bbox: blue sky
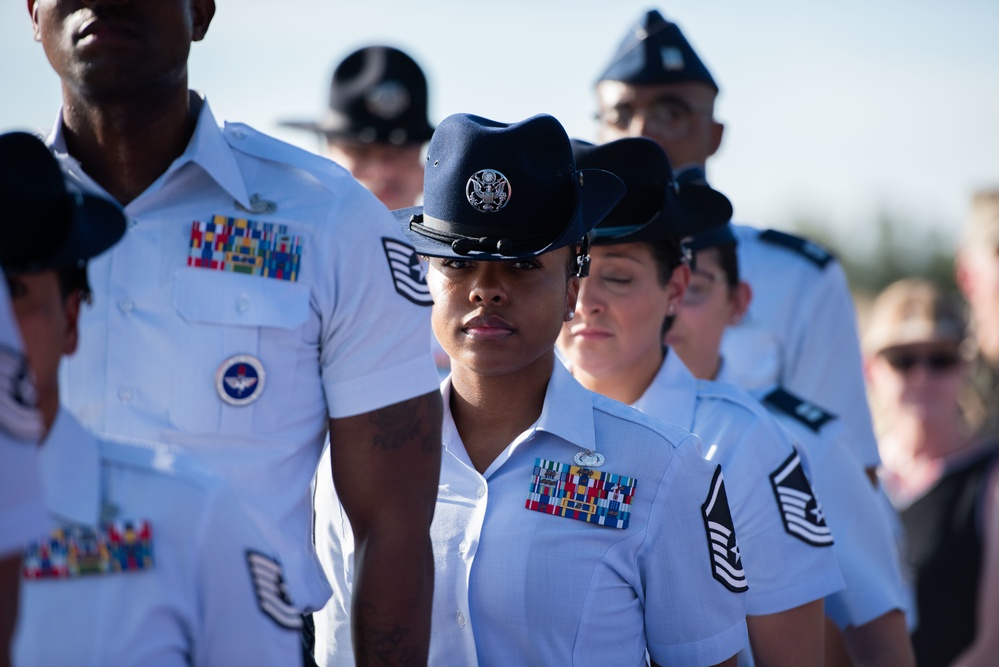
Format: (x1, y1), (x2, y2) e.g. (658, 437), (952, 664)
(2, 1), (997, 258)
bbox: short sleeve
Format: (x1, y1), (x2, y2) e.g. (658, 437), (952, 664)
(314, 189), (438, 419)
(642, 439), (749, 666)
(192, 482), (302, 666)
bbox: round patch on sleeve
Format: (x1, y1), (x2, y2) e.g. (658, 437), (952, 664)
(215, 354), (266, 406)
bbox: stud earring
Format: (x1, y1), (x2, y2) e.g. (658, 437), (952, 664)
(667, 303), (675, 315)
(566, 311), (575, 321)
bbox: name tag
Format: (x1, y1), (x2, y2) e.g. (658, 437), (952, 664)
(23, 520), (154, 580)
(525, 458), (637, 529)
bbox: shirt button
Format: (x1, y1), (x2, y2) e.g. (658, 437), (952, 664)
(456, 610), (466, 628)
(118, 298), (134, 313)
(236, 295), (251, 313)
(476, 486), (485, 499)
(128, 218), (138, 228)
(118, 386), (134, 402)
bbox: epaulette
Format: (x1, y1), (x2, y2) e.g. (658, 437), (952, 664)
(97, 438), (220, 489)
(758, 229), (835, 269)
(221, 122), (350, 190)
(762, 387), (836, 433)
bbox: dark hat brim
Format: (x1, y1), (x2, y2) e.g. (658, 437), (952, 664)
(278, 117), (435, 145)
(395, 167), (625, 260)
(10, 192), (127, 273)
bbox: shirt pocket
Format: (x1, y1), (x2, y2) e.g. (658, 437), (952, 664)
(170, 267), (312, 434)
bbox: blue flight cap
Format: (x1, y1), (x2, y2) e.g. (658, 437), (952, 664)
(598, 9), (718, 91)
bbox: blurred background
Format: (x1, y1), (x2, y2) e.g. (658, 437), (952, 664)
(2, 0), (996, 296)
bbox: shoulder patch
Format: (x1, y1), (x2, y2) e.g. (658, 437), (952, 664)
(702, 466), (748, 592)
(762, 388), (836, 433)
(246, 550), (302, 630)
(769, 452), (833, 547)
(0, 343), (42, 442)
(382, 238), (432, 306)
(758, 229), (834, 268)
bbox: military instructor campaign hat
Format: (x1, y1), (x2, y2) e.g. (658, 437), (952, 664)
(281, 46), (435, 146)
(0, 132), (126, 273)
(598, 9), (718, 91)
(396, 113), (625, 263)
(571, 137), (731, 244)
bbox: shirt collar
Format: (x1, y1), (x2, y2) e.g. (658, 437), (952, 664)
(38, 408), (101, 527)
(47, 91), (252, 210)
(632, 349), (698, 431)
(439, 362), (599, 475)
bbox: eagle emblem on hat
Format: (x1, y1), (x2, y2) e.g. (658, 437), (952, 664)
(466, 169), (511, 213)
(364, 81), (411, 120)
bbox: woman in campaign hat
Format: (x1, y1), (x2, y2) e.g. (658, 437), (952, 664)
(314, 113), (750, 667)
(558, 137), (848, 667)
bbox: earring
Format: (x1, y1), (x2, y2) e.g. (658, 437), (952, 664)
(566, 311), (575, 321)
(667, 303), (675, 315)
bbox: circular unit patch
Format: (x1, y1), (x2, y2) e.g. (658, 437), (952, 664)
(215, 354), (266, 407)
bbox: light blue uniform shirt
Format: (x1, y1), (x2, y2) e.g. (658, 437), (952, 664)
(316, 362), (749, 666)
(632, 351), (845, 617)
(14, 409), (300, 666)
(48, 95), (439, 610)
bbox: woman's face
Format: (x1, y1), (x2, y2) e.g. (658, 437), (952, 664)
(558, 243), (681, 380)
(665, 247), (749, 379)
(427, 247), (577, 379)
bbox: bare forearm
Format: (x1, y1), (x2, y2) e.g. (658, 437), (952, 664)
(351, 528), (434, 666)
(747, 600), (825, 667)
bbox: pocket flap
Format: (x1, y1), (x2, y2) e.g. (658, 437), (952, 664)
(173, 267), (310, 329)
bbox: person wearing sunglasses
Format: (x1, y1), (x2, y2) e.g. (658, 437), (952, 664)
(863, 278), (999, 667)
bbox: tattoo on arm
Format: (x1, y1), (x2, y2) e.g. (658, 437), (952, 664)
(355, 603), (422, 667)
(368, 393), (440, 452)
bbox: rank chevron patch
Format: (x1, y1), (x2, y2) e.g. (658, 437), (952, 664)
(702, 465), (748, 592)
(246, 550), (302, 630)
(769, 452), (834, 547)
(382, 238), (432, 306)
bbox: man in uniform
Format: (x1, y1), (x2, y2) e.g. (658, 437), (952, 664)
(956, 187), (999, 439)
(4, 130), (301, 666)
(282, 45), (434, 210)
(594, 9), (883, 484)
(25, 1), (442, 665)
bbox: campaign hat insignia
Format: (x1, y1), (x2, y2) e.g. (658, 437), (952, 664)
(280, 46), (434, 146)
(466, 169), (511, 213)
(598, 9), (719, 91)
(769, 452), (834, 547)
(395, 113), (624, 263)
(216, 354), (266, 406)
(0, 132), (126, 273)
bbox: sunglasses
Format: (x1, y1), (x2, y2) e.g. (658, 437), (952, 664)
(881, 349), (961, 374)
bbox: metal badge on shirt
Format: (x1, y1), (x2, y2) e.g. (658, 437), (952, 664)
(702, 466), (748, 592)
(381, 238), (432, 306)
(0, 343), (42, 442)
(769, 452), (834, 547)
(525, 458), (636, 530)
(188, 216), (301, 282)
(22, 520), (153, 579)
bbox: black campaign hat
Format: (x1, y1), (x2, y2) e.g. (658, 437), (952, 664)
(598, 9), (718, 91)
(571, 138), (732, 244)
(281, 46), (435, 145)
(396, 114), (625, 261)
(0, 132), (126, 273)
